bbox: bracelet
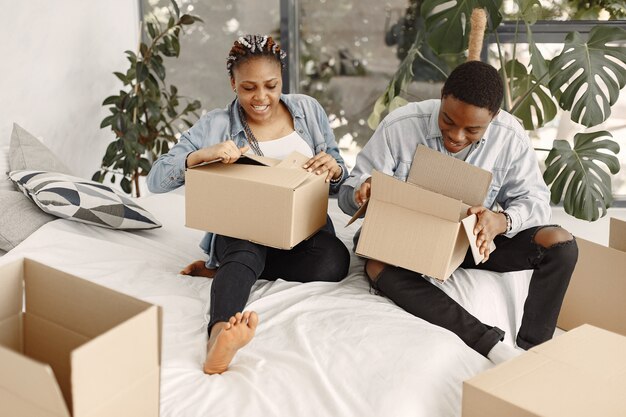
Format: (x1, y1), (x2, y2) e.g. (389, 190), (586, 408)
(330, 165), (344, 184)
(502, 211), (512, 234)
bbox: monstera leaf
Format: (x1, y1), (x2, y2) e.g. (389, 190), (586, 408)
(504, 59), (557, 129)
(543, 131), (621, 221)
(549, 26), (626, 127)
(421, 0), (503, 55)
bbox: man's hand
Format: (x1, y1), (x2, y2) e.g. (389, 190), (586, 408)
(355, 177), (372, 206)
(467, 206), (507, 262)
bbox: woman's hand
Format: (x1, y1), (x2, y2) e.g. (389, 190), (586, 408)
(302, 151), (342, 183)
(467, 206), (507, 262)
(186, 140), (250, 167)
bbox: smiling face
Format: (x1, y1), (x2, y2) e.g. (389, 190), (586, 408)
(230, 56), (283, 125)
(438, 95), (496, 153)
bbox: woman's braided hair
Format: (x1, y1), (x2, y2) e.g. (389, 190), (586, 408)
(226, 34), (287, 77)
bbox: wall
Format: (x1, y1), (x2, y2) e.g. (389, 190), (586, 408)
(0, 1), (140, 180)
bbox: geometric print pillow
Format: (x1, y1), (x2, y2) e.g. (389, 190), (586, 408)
(8, 170), (161, 230)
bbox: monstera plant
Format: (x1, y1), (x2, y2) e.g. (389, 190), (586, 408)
(370, 0), (624, 221)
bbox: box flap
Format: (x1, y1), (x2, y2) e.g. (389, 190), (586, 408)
(347, 200), (368, 226)
(0, 258), (24, 322)
(460, 214), (496, 265)
(407, 145), (492, 207)
(24, 259), (152, 340)
(188, 153), (280, 169)
(275, 151), (311, 169)
(557, 238), (626, 335)
(532, 324), (626, 379)
(0, 345), (70, 417)
(70, 306), (160, 416)
(369, 170), (462, 222)
(609, 218), (626, 253)
(191, 163), (312, 189)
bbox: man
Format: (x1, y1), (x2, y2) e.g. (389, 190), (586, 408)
(339, 61), (578, 364)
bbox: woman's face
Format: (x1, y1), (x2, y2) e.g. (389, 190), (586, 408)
(231, 57), (283, 125)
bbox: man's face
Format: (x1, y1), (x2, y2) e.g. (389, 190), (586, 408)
(438, 95), (495, 153)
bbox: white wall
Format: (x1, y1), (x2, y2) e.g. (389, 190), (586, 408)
(0, 1), (140, 179)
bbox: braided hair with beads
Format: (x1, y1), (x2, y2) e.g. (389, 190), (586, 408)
(227, 35), (287, 156)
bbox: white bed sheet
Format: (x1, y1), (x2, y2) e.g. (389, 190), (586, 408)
(2, 189), (531, 417)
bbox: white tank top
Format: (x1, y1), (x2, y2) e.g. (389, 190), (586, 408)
(248, 131), (314, 160)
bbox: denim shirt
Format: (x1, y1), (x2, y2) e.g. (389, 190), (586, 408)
(338, 99), (551, 237)
(147, 93), (347, 267)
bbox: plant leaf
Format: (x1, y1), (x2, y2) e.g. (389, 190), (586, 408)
(517, 0), (542, 25)
(121, 177), (132, 194)
(170, 0), (180, 18)
(421, 0), (503, 55)
(543, 131), (621, 221)
(548, 26), (626, 127)
(504, 59), (557, 129)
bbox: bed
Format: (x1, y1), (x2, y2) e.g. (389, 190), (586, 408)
(1, 188), (532, 417)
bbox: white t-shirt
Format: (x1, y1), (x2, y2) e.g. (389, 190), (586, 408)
(249, 131), (314, 160)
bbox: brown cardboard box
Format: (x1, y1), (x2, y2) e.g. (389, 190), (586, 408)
(462, 324), (626, 417)
(0, 258), (161, 417)
(185, 151), (329, 249)
(557, 217), (626, 336)
(348, 145), (494, 281)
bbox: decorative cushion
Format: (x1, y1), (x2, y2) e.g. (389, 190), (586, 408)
(9, 123), (72, 174)
(9, 170), (162, 230)
(0, 144), (12, 191)
(0, 190), (56, 252)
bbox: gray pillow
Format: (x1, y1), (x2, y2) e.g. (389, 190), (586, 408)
(0, 124), (73, 252)
(9, 123), (72, 174)
(10, 170), (161, 230)
(0, 190), (56, 251)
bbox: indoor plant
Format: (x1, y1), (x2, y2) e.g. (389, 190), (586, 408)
(370, 0), (625, 221)
(93, 0), (202, 196)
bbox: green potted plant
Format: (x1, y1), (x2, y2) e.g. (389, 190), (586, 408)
(370, 0), (624, 221)
(93, 0), (202, 196)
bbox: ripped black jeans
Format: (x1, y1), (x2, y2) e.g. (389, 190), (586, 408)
(372, 226), (578, 356)
(208, 223), (351, 333)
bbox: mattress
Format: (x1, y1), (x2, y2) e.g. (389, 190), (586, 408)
(2, 189), (532, 417)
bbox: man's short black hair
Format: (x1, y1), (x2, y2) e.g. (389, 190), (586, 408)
(442, 61), (503, 115)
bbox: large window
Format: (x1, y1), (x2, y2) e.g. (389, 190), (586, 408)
(289, 0), (626, 200)
(141, 0), (280, 117)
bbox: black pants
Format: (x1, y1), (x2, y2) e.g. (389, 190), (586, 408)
(372, 226), (578, 356)
(208, 225), (350, 333)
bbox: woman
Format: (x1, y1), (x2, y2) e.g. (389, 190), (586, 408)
(147, 34), (350, 374)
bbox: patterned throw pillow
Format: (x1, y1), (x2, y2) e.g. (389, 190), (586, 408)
(9, 170), (161, 230)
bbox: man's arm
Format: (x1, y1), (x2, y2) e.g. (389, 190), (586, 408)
(338, 122), (397, 216)
(498, 140), (552, 235)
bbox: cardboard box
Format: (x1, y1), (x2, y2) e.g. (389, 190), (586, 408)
(462, 324), (626, 417)
(185, 151), (329, 249)
(348, 145), (494, 281)
(0, 258), (161, 417)
(557, 217), (626, 336)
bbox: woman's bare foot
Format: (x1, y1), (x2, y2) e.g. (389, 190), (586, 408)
(203, 311), (259, 374)
(180, 260), (217, 278)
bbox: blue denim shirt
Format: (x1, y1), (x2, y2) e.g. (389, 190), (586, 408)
(147, 93), (347, 267)
(338, 99), (551, 237)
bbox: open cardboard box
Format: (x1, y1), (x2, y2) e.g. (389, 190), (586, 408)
(557, 217), (626, 336)
(0, 258), (161, 417)
(348, 145), (494, 281)
(462, 324), (626, 417)
(185, 151), (329, 249)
